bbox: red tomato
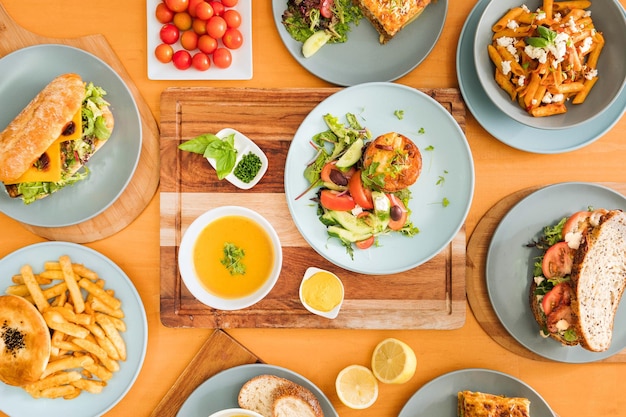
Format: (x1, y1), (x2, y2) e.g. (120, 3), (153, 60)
(187, 0), (204, 17)
(387, 194), (408, 231)
(222, 9), (242, 28)
(355, 235), (375, 250)
(156, 3), (174, 23)
(172, 49), (192, 69)
(154, 43), (174, 63)
(213, 47), (232, 68)
(541, 282), (571, 316)
(197, 34), (218, 54)
(320, 0), (334, 18)
(210, 1), (225, 15)
(320, 190), (356, 211)
(221, 0), (238, 6)
(562, 211), (591, 237)
(159, 23), (180, 44)
(542, 241), (574, 279)
(206, 16), (227, 39)
(222, 28), (243, 49)
(180, 30), (199, 50)
(192, 17), (207, 35)
(195, 1), (214, 20)
(165, 0), (189, 13)
(192, 52), (211, 70)
(348, 171), (373, 210)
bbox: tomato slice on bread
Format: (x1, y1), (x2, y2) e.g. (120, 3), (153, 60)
(562, 211), (592, 237)
(542, 241), (574, 278)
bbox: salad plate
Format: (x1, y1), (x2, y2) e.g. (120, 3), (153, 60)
(284, 82), (474, 275)
(146, 0), (252, 80)
(398, 368), (555, 416)
(486, 182), (626, 363)
(272, 0), (447, 86)
(0, 242), (148, 417)
(457, 0), (626, 154)
(177, 364), (338, 417)
(0, 44), (142, 227)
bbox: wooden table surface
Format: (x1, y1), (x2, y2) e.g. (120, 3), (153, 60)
(2, 1), (626, 416)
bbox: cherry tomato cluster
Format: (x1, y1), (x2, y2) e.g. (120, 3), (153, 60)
(155, 0), (243, 71)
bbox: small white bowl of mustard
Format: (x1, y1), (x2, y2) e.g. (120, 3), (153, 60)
(299, 267), (344, 319)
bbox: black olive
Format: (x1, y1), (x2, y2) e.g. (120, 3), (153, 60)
(390, 205), (403, 221)
(329, 169), (348, 186)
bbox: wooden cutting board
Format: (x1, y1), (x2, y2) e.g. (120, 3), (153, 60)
(466, 182), (626, 362)
(0, 4), (159, 243)
(159, 86), (467, 329)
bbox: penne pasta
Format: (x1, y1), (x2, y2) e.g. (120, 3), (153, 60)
(492, 7), (524, 32)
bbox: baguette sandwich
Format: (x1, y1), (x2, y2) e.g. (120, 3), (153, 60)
(0, 73), (114, 204)
(353, 0), (432, 44)
(529, 208), (626, 352)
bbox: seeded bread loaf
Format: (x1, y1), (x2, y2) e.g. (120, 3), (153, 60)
(570, 210), (626, 352)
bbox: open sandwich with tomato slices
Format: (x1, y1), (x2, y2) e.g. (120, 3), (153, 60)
(528, 208), (626, 352)
(298, 112), (422, 259)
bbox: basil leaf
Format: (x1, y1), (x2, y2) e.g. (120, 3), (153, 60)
(526, 37), (549, 48)
(215, 148), (237, 179)
(537, 25), (557, 42)
(178, 133), (220, 154)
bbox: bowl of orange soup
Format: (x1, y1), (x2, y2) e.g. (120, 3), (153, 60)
(178, 206), (283, 310)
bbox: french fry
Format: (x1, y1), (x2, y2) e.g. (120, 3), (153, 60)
(72, 338), (120, 373)
(20, 264), (49, 312)
(71, 378), (105, 394)
(96, 313), (127, 361)
(83, 362), (114, 382)
(41, 355), (95, 379)
(23, 370), (82, 394)
(43, 310), (90, 339)
(78, 278), (121, 310)
(59, 255), (85, 314)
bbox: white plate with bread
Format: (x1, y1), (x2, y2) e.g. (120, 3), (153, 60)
(486, 182), (626, 363)
(177, 364), (337, 417)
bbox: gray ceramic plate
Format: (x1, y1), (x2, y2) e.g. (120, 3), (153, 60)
(399, 368), (555, 416)
(272, 0), (447, 86)
(457, 0), (626, 153)
(177, 364), (337, 417)
(474, 0), (626, 130)
(486, 182), (626, 363)
(0, 242), (148, 417)
(0, 44), (142, 227)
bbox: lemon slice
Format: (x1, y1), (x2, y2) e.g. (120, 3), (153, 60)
(302, 30), (332, 58)
(371, 338), (417, 384)
(335, 364), (379, 409)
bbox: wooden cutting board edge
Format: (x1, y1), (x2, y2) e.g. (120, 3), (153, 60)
(0, 4), (160, 243)
(466, 182), (626, 363)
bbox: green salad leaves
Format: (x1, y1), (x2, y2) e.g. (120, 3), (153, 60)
(282, 0), (363, 44)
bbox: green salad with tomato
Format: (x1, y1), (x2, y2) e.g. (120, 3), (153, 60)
(297, 113), (420, 259)
(282, 0), (363, 44)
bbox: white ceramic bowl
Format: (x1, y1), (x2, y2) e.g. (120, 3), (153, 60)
(299, 267), (344, 319)
(178, 206), (282, 310)
(474, 0), (626, 129)
(208, 408), (264, 417)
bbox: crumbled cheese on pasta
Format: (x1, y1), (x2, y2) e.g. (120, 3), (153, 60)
(501, 60), (512, 75)
(579, 36), (593, 54)
(585, 68), (598, 80)
(521, 4), (530, 13)
(517, 75), (526, 87)
(542, 92), (564, 104)
(536, 10), (546, 20)
(567, 16), (579, 33)
(507, 19), (519, 30)
(496, 36), (519, 60)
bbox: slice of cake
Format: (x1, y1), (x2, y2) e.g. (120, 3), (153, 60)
(354, 0), (432, 44)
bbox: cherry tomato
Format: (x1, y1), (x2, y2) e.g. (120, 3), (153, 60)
(160, 23), (180, 44)
(173, 11), (192, 30)
(154, 43), (174, 63)
(192, 17), (208, 35)
(320, 190), (356, 211)
(165, 0), (189, 13)
(213, 47), (232, 68)
(222, 28), (243, 49)
(222, 9), (242, 28)
(156, 3), (175, 23)
(387, 194), (408, 231)
(172, 49), (192, 69)
(192, 52), (211, 71)
(180, 30), (199, 50)
(187, 0), (204, 17)
(195, 1), (214, 20)
(320, 0), (334, 18)
(348, 170), (373, 210)
(221, 0), (238, 6)
(210, 1), (225, 16)
(542, 241), (574, 279)
(355, 235), (375, 250)
(541, 282), (571, 316)
(206, 16), (227, 39)
(562, 211), (591, 238)
(197, 34), (218, 54)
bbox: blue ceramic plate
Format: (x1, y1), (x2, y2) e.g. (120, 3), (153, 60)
(272, 0), (447, 86)
(486, 182), (626, 363)
(0, 242), (148, 417)
(0, 44), (142, 227)
(177, 364), (337, 417)
(457, 0), (626, 153)
(399, 368), (555, 416)
(284, 82), (474, 275)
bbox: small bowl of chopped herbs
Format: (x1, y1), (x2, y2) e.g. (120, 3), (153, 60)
(178, 128), (268, 190)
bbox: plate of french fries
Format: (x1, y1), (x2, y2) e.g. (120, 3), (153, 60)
(0, 241), (147, 417)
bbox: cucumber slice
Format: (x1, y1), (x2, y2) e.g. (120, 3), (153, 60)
(336, 138), (364, 169)
(302, 30), (332, 58)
